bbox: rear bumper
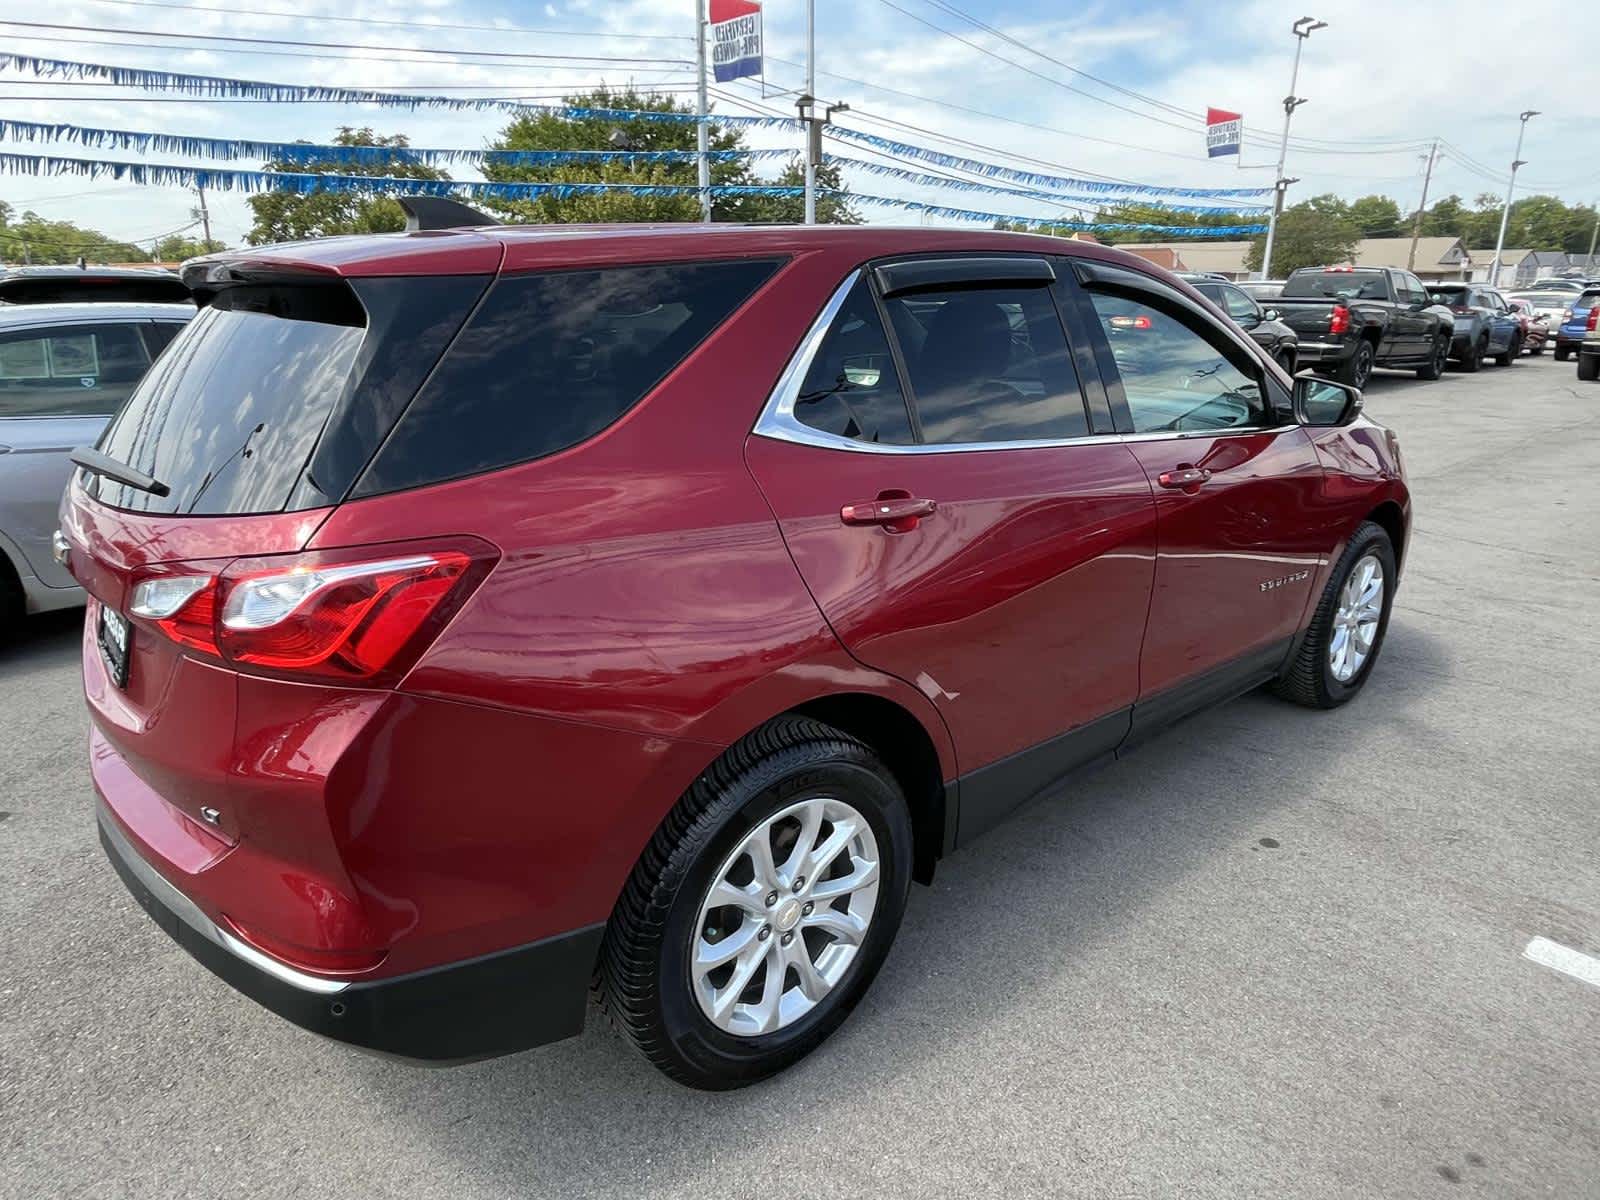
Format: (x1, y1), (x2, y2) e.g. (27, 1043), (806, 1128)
(1290, 339), (1352, 365)
(99, 800), (603, 1062)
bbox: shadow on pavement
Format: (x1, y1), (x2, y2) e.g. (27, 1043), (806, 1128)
(0, 608), (85, 679)
(342, 622), (1449, 1195)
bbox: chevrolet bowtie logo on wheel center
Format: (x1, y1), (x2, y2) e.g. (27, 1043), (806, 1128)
(775, 899), (804, 932)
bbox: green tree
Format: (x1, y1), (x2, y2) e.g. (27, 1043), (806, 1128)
(1347, 194), (1403, 237)
(0, 201), (149, 264)
(1245, 194), (1360, 275)
(245, 128), (451, 245)
(482, 88), (858, 225)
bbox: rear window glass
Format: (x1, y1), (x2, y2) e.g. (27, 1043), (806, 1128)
(91, 285), (366, 514)
(1427, 286), (1468, 306)
(356, 258), (780, 496)
(0, 322), (158, 417)
(1283, 270), (1388, 300)
(0, 275), (192, 306)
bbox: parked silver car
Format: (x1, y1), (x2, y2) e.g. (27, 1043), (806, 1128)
(1, 302), (192, 628)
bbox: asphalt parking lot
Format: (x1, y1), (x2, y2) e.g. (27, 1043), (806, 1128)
(3, 353), (1597, 1199)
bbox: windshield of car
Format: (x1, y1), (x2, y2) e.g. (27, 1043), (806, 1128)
(1282, 269), (1388, 300)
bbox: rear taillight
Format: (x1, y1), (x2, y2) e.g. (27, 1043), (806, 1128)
(1588, 307), (1599, 332)
(1328, 304), (1350, 335)
(128, 538), (497, 686)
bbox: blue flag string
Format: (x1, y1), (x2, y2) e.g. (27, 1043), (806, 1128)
(0, 151), (1269, 236)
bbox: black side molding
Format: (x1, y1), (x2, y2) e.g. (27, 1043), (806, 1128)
(397, 195), (500, 232)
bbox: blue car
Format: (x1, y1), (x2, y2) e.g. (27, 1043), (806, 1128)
(1424, 283), (1523, 371)
(1553, 288), (1600, 361)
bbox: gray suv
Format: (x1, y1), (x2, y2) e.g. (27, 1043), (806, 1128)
(1, 302), (192, 629)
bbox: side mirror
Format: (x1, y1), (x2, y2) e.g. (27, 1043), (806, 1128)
(1293, 373), (1363, 427)
(1263, 308), (1281, 322)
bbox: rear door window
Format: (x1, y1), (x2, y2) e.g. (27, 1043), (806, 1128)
(357, 258), (781, 496)
(1218, 285), (1259, 322)
(882, 284), (1088, 444)
(0, 323), (153, 418)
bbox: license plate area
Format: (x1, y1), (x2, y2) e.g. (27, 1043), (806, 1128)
(97, 602), (131, 688)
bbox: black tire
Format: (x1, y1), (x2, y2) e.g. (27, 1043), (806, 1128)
(1416, 334), (1449, 380)
(1579, 354), (1600, 382)
(1528, 339), (1544, 356)
(1459, 335), (1485, 373)
(1272, 521), (1397, 710)
(1495, 334), (1520, 366)
(1336, 338), (1375, 389)
(0, 552), (24, 645)
(600, 715), (913, 1090)
(1554, 346), (1570, 362)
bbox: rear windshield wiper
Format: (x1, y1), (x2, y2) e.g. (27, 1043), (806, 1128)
(69, 447), (171, 498)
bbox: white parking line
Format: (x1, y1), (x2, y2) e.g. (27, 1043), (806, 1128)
(1524, 937), (1600, 989)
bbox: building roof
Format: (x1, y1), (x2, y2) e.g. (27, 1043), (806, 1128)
(1472, 248), (1532, 267)
(1524, 250), (1571, 268)
(1346, 236), (1466, 270)
(1118, 239), (1253, 275)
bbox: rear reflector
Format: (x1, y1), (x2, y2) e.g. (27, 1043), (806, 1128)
(126, 537), (497, 686)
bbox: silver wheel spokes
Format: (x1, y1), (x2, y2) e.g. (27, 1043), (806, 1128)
(692, 797), (880, 1037)
(1330, 552), (1384, 683)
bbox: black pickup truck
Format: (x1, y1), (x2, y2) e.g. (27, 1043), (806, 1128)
(1273, 266), (1454, 387)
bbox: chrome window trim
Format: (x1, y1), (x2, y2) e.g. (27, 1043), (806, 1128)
(753, 268), (1298, 457)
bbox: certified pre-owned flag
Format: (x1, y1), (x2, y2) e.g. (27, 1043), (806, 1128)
(709, 0), (763, 83)
(1206, 108), (1243, 157)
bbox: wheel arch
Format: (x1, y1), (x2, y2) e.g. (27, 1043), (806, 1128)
(1364, 499), (1408, 571)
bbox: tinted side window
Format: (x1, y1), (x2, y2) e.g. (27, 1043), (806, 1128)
(1219, 285), (1258, 321)
(793, 277), (913, 445)
(141, 322), (185, 358)
(0, 323), (151, 418)
(884, 285), (1088, 444)
(1084, 290), (1269, 434)
(360, 259), (780, 495)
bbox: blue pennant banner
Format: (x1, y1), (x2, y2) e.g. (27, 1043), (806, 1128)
(0, 151), (1269, 236)
(827, 126), (1272, 199)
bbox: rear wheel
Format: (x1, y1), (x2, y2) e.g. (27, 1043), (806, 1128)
(1495, 333), (1521, 366)
(1579, 354), (1600, 382)
(1273, 521), (1396, 710)
(1416, 334), (1449, 380)
(1336, 339), (1375, 389)
(1528, 338), (1544, 356)
(0, 552), (23, 645)
(1459, 335), (1485, 373)
(600, 716), (913, 1090)
(1554, 346), (1570, 362)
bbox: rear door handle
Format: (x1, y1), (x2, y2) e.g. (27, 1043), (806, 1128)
(1157, 466), (1211, 490)
(840, 497), (937, 527)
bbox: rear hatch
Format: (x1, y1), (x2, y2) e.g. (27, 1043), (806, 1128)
(1276, 268), (1389, 338)
(64, 240), (499, 837)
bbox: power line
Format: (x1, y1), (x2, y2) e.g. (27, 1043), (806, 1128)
(0, 20), (693, 66)
(77, 0), (693, 42)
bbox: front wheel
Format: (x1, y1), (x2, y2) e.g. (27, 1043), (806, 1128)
(600, 716), (913, 1089)
(1416, 334), (1449, 380)
(1528, 339), (1544, 356)
(1273, 521), (1396, 710)
(1336, 339), (1375, 389)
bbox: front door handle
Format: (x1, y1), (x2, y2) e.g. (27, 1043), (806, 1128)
(840, 496), (937, 529)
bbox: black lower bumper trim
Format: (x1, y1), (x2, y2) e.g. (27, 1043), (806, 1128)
(100, 817), (604, 1063)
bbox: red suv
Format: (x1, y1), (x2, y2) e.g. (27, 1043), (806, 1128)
(63, 221), (1409, 1089)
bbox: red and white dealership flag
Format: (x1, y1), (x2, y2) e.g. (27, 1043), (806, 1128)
(710, 0), (763, 83)
(1206, 108), (1242, 157)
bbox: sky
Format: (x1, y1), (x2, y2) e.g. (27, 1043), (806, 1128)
(0, 0), (1595, 253)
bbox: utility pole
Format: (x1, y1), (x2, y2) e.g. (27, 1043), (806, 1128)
(1259, 15), (1325, 281)
(796, 95), (847, 226)
(1489, 110), (1538, 287)
(695, 0), (711, 222)
(1408, 140), (1439, 271)
(1585, 203), (1599, 272)
(194, 185), (213, 253)
(803, 0), (816, 224)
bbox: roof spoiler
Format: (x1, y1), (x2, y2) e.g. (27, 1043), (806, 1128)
(397, 196), (500, 232)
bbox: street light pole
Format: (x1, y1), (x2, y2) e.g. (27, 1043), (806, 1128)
(1585, 203), (1599, 273)
(1489, 110), (1538, 288)
(803, 0), (816, 224)
(695, 0), (711, 222)
(1259, 15), (1325, 281)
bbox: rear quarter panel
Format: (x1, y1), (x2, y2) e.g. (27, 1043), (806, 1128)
(0, 415), (106, 587)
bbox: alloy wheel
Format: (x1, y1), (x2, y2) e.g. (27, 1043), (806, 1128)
(691, 796), (881, 1036)
(1329, 552), (1384, 683)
